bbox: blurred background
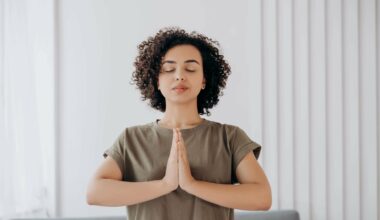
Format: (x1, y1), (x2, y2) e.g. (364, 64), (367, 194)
(0, 0), (379, 220)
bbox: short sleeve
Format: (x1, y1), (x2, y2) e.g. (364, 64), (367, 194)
(231, 126), (261, 184)
(103, 129), (126, 178)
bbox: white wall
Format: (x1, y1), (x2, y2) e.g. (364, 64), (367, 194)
(7, 0), (375, 219)
(3, 0), (379, 219)
(260, 0), (379, 220)
(0, 0), (57, 217)
(57, 0), (261, 217)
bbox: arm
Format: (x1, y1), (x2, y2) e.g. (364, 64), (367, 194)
(183, 152), (272, 211)
(86, 156), (173, 206)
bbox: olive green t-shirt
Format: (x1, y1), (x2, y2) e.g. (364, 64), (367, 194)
(103, 118), (261, 220)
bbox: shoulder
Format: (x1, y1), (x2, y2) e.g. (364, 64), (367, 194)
(112, 122), (154, 141)
(206, 119), (244, 135)
(207, 119), (260, 147)
(205, 120), (252, 147)
(121, 122), (155, 136)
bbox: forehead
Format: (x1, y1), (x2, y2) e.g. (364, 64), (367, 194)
(162, 44), (202, 64)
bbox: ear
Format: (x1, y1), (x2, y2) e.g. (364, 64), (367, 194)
(201, 78), (206, 90)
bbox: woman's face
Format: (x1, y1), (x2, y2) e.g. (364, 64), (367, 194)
(158, 44), (206, 105)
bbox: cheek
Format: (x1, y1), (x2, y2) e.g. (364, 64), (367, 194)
(157, 78), (172, 94)
(157, 76), (164, 88)
(157, 78), (165, 88)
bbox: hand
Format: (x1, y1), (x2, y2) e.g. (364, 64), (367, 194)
(162, 128), (179, 191)
(176, 128), (196, 192)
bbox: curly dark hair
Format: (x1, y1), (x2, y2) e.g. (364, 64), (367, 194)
(131, 27), (231, 116)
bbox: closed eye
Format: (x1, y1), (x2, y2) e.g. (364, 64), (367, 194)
(163, 69), (196, 73)
(163, 69), (175, 73)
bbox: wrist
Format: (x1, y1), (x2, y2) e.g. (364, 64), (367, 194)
(161, 179), (177, 193)
(182, 178), (197, 194)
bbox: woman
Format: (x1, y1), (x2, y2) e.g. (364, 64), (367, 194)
(86, 27), (272, 220)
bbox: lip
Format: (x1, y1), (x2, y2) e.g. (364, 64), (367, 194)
(172, 85), (188, 90)
(173, 88), (188, 91)
(172, 86), (188, 93)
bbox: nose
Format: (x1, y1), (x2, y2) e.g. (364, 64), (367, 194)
(174, 69), (185, 81)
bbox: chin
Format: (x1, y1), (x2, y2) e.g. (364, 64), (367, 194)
(167, 97), (197, 105)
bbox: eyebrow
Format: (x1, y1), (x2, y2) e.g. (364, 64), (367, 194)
(162, 59), (200, 65)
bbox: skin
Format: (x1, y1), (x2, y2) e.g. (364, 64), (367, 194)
(157, 44), (206, 129)
(86, 44), (272, 210)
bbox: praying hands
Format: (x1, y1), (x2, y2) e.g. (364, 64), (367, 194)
(162, 128), (195, 192)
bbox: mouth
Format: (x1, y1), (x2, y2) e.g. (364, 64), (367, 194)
(172, 85), (188, 89)
(172, 87), (188, 93)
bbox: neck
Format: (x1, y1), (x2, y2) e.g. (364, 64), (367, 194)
(159, 101), (203, 129)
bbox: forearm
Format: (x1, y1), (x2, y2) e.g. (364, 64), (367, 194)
(87, 178), (172, 206)
(185, 181), (272, 211)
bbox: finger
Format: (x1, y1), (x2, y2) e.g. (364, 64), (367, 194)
(176, 128), (181, 143)
(171, 129), (176, 147)
(176, 129), (182, 144)
(176, 138), (183, 160)
(173, 128), (179, 145)
(178, 145), (184, 165)
(176, 136), (182, 155)
(177, 140), (188, 164)
(169, 129), (178, 159)
(179, 151), (188, 174)
(169, 147), (177, 162)
(177, 139), (181, 163)
(178, 132), (185, 146)
(175, 129), (187, 161)
(178, 129), (184, 143)
(175, 128), (180, 142)
(177, 131), (185, 151)
(171, 128), (176, 144)
(180, 147), (187, 164)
